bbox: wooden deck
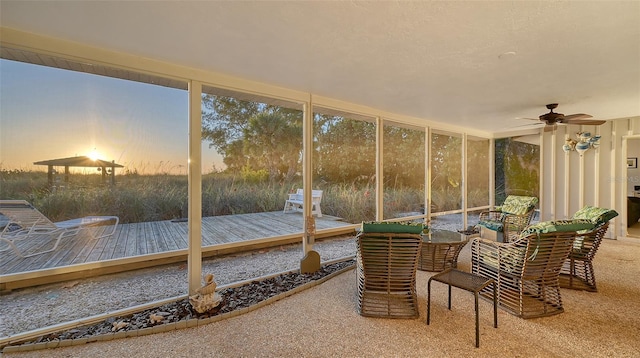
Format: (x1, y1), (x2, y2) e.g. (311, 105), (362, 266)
(0, 212), (356, 291)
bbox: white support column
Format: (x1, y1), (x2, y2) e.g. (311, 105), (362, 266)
(300, 98), (320, 273)
(578, 127), (585, 209)
(376, 117), (383, 221)
(489, 138), (495, 208)
(622, 135), (629, 233)
(538, 130), (546, 220)
(612, 122), (620, 238)
(563, 130), (571, 218)
(540, 132), (556, 220)
(187, 80), (203, 295)
(594, 127), (601, 207)
(462, 133), (468, 228)
(426, 128), (432, 221)
(302, 100), (314, 254)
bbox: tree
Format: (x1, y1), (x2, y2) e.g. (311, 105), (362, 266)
(201, 95), (302, 180)
(313, 115), (376, 183)
(243, 113), (302, 182)
(382, 126), (425, 188)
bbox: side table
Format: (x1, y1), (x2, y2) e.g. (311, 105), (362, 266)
(419, 230), (475, 272)
(427, 268), (497, 348)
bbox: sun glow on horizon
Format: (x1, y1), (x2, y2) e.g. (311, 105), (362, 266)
(88, 149), (102, 161)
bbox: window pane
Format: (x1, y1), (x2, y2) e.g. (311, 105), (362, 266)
(495, 137), (540, 204)
(467, 136), (490, 209)
(431, 132), (462, 213)
(0, 56), (188, 334)
(383, 123), (425, 220)
(313, 109), (376, 224)
(200, 89), (303, 222)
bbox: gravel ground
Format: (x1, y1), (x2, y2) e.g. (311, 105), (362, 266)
(0, 236), (357, 338)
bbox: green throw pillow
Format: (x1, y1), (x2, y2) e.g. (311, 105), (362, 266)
(572, 206), (619, 225)
(500, 195), (539, 215)
(520, 219), (595, 237)
(361, 221), (425, 234)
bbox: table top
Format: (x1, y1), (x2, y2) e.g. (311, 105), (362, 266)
(421, 229), (469, 244)
(430, 268), (494, 292)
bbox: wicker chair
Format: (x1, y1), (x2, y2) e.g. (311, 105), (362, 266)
(471, 220), (593, 319)
(559, 223), (608, 292)
(477, 195), (538, 243)
(559, 206), (618, 292)
(356, 230), (423, 318)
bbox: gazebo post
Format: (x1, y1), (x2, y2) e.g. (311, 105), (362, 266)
(47, 165), (53, 187)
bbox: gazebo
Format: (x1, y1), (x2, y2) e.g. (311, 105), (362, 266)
(34, 156), (124, 187)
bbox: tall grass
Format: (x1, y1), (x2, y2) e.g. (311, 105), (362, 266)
(1, 170), (460, 224)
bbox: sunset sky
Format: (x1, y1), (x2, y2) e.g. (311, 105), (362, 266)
(0, 59), (224, 174)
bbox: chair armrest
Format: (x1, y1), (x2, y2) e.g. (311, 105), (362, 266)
(478, 210), (503, 222)
(502, 214), (532, 243)
(471, 237), (524, 274)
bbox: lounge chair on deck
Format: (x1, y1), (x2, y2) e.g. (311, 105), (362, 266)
(0, 200), (119, 258)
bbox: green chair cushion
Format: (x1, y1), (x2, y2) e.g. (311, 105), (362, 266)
(501, 195), (539, 215)
(479, 247), (525, 273)
(477, 220), (504, 232)
(361, 221), (424, 234)
(520, 219), (595, 237)
(572, 206), (619, 225)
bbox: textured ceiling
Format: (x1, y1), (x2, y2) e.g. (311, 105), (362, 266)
(1, 1), (639, 134)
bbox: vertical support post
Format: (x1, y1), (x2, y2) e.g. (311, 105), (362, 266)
(564, 130), (571, 218)
(539, 130), (546, 220)
(302, 100), (314, 255)
(110, 162), (116, 186)
(462, 133), (468, 229)
(489, 138), (495, 208)
(187, 80), (203, 294)
(47, 165), (53, 187)
(300, 98), (320, 273)
(425, 128), (432, 222)
(376, 117), (383, 221)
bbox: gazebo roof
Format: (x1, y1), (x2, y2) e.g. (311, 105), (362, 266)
(34, 156), (124, 168)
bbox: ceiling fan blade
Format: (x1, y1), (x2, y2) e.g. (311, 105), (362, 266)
(561, 119), (606, 125)
(512, 122), (544, 129)
(562, 113), (593, 120)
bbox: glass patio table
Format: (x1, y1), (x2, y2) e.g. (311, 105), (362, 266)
(418, 229), (474, 272)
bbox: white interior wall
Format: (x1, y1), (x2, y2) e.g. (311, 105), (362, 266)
(542, 118), (640, 239)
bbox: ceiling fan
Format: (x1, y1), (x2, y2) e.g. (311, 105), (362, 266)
(524, 103), (606, 132)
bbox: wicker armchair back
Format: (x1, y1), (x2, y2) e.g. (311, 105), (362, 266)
(471, 229), (577, 319)
(356, 232), (422, 318)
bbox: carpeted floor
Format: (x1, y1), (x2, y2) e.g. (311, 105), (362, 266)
(626, 222), (640, 237)
(4, 238), (640, 358)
